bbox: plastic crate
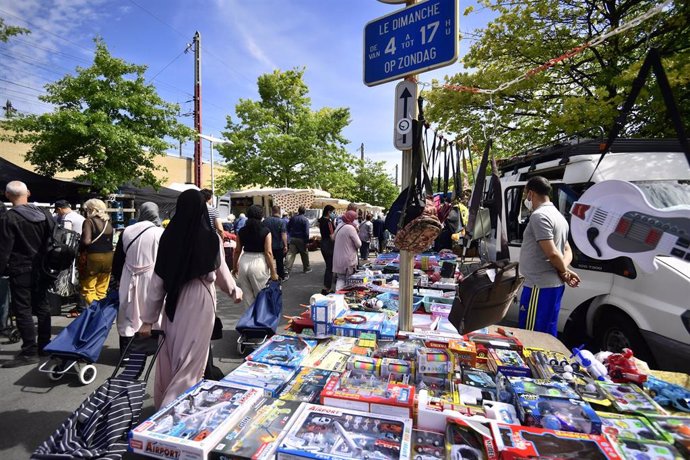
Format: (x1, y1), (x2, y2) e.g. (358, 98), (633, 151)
(421, 295), (454, 313)
(376, 292), (424, 312)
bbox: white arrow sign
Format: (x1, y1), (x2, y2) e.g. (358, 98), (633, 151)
(394, 80), (417, 150)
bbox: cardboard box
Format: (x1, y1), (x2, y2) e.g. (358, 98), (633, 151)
(615, 439), (684, 459)
(310, 294), (347, 323)
(646, 415), (690, 455)
(279, 367), (340, 404)
(222, 361), (296, 397)
(415, 389), (483, 432)
(246, 335), (317, 369)
(209, 399), (303, 460)
(129, 380), (262, 460)
(411, 429), (445, 459)
(448, 339), (477, 368)
(465, 333), (524, 364)
(320, 371), (415, 419)
(446, 416), (499, 460)
(516, 395), (603, 434)
(276, 403), (413, 460)
(300, 337), (356, 373)
(491, 423), (624, 460)
(507, 376), (581, 401)
(416, 347), (453, 375)
(332, 311), (384, 338)
(486, 348), (531, 378)
(596, 382), (669, 415)
(597, 411), (666, 443)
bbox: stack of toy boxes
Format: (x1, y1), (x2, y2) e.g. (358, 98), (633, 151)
(320, 355), (415, 418)
(276, 403), (413, 460)
(221, 361), (296, 397)
(310, 294), (346, 336)
(332, 310), (384, 338)
(129, 380), (262, 460)
(246, 335), (317, 369)
(209, 398), (303, 460)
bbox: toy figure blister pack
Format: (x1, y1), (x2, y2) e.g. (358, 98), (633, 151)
(209, 399), (303, 460)
(247, 335), (317, 369)
(616, 439), (684, 460)
(412, 429), (446, 460)
(279, 368), (340, 404)
(129, 380), (262, 460)
(222, 361), (297, 397)
(646, 415), (690, 455)
(276, 403), (413, 460)
(491, 423), (624, 460)
(597, 411), (666, 443)
(516, 394), (603, 434)
(597, 382), (669, 415)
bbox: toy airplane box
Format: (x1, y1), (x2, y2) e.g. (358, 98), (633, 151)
(209, 398), (303, 460)
(246, 335), (317, 369)
(320, 370), (416, 418)
(300, 337), (356, 373)
(129, 380), (262, 460)
(279, 367), (340, 404)
(331, 310), (384, 338)
(486, 348), (531, 378)
(516, 394), (602, 434)
(276, 403), (413, 460)
(646, 415), (690, 456)
(222, 361), (297, 397)
(491, 423), (624, 460)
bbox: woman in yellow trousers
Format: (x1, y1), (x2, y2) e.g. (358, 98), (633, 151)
(74, 199), (114, 316)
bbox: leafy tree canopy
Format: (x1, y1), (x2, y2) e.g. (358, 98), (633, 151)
(426, 0), (689, 156)
(1, 39), (193, 193)
(350, 158), (400, 210)
(0, 17), (29, 42)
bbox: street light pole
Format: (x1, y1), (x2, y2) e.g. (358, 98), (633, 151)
(198, 133), (231, 202)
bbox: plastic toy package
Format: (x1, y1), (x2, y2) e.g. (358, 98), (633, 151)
(276, 403), (413, 460)
(332, 310), (385, 338)
(246, 335), (317, 369)
(597, 411), (666, 443)
(280, 367), (340, 404)
(300, 337), (356, 373)
(445, 416), (498, 460)
(516, 394), (603, 434)
(416, 348), (453, 375)
(491, 423), (624, 460)
(412, 429), (446, 460)
(448, 339), (477, 368)
(209, 398), (303, 460)
(597, 382), (669, 415)
(222, 361), (297, 397)
(507, 376), (581, 401)
(646, 415), (690, 455)
(464, 332), (524, 363)
(644, 375), (690, 413)
(129, 380), (263, 460)
(486, 348), (531, 378)
(461, 366), (496, 393)
(615, 439), (685, 460)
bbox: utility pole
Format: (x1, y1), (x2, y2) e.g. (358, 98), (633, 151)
(360, 142), (364, 162)
(193, 31), (202, 188)
(395, 164), (399, 187)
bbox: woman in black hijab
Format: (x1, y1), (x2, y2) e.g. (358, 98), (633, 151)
(139, 189), (242, 409)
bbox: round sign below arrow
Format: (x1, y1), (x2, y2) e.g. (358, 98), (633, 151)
(396, 118), (411, 135)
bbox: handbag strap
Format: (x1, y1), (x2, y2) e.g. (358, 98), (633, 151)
(464, 138), (493, 244)
(125, 225), (154, 254)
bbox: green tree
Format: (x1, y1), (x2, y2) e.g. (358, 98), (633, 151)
(1, 39), (192, 193)
(426, 0), (689, 156)
(0, 17), (29, 42)
(218, 68), (354, 192)
(350, 158), (399, 209)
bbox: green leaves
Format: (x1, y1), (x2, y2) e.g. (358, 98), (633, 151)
(1, 39), (193, 193)
(0, 17), (29, 43)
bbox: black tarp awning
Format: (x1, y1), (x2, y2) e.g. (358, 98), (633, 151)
(117, 184), (180, 219)
(0, 156), (88, 202)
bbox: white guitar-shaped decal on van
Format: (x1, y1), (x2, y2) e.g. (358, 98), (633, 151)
(570, 180), (690, 273)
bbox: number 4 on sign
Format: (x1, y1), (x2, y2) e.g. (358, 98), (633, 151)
(385, 37), (396, 55)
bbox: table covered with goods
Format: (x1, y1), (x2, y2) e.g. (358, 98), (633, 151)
(124, 252), (690, 460)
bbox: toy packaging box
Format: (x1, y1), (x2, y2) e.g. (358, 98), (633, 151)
(486, 348), (531, 378)
(412, 429), (446, 459)
(446, 416), (499, 460)
(222, 361), (296, 397)
(516, 394), (603, 434)
(129, 380), (262, 460)
(615, 439), (685, 460)
(646, 415), (690, 455)
(464, 332), (524, 363)
(380, 357), (415, 383)
(491, 423), (624, 460)
(415, 389), (483, 432)
(320, 371), (416, 418)
(597, 411), (666, 443)
(246, 335), (317, 369)
(311, 294), (347, 323)
(461, 366), (497, 393)
(279, 367), (340, 404)
(416, 347), (453, 375)
(275, 403), (413, 460)
(507, 376), (581, 401)
(209, 398), (303, 460)
(332, 310), (384, 338)
(448, 339), (477, 368)
(597, 382), (669, 415)
(300, 337), (356, 373)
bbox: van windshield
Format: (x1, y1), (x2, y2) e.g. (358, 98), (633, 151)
(634, 181), (690, 208)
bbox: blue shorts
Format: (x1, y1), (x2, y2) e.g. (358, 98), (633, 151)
(518, 285), (565, 337)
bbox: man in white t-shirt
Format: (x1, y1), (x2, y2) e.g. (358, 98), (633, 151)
(54, 200), (85, 235)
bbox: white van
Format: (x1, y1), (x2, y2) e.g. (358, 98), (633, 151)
(494, 138), (690, 372)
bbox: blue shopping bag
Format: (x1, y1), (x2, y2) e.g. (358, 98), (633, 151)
(235, 280), (282, 334)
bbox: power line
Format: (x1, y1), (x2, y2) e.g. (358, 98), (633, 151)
(0, 78), (46, 93)
(147, 49), (188, 83)
(0, 51), (72, 77)
(127, 0), (189, 41)
(7, 37), (92, 64)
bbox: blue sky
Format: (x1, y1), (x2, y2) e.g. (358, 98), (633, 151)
(0, 0), (493, 180)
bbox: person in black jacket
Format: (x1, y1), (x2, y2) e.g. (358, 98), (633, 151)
(0, 181), (52, 367)
(318, 205), (336, 295)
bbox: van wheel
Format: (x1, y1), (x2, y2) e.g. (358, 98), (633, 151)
(594, 311), (655, 366)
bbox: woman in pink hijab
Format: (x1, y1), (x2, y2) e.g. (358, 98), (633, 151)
(332, 211), (362, 290)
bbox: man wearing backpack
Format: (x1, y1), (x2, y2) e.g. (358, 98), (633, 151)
(0, 181), (53, 367)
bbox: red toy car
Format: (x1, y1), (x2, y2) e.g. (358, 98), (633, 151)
(605, 348), (647, 385)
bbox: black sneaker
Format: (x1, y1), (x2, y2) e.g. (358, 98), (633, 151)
(2, 354), (40, 368)
(304, 268), (313, 274)
(282, 274), (290, 281)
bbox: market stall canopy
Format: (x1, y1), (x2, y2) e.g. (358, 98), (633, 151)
(117, 184), (183, 220)
(0, 155), (88, 202)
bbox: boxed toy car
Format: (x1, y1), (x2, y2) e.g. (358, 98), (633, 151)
(646, 415), (690, 455)
(486, 348), (531, 378)
(412, 429), (445, 460)
(276, 403), (413, 460)
(246, 335), (317, 369)
(300, 337), (356, 373)
(516, 394), (603, 434)
(461, 366), (496, 394)
(597, 411), (666, 443)
(209, 398), (303, 460)
(332, 310), (384, 338)
(129, 380), (262, 460)
(320, 370), (416, 418)
(222, 361), (296, 397)
(279, 367), (340, 404)
(491, 423), (623, 460)
(448, 339), (477, 368)
(597, 382), (669, 415)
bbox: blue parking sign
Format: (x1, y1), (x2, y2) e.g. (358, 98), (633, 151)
(364, 0), (458, 86)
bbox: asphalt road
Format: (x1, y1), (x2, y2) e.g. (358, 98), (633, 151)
(0, 251), (324, 459)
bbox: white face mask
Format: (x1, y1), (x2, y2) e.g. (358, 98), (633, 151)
(524, 196), (533, 212)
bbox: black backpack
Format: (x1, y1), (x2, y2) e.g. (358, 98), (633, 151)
(41, 210), (80, 279)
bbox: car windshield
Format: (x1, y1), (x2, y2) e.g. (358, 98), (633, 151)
(634, 181), (690, 208)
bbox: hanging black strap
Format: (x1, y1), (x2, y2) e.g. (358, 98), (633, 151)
(464, 139), (492, 245)
(399, 98), (432, 230)
(443, 140), (451, 196)
(591, 48), (690, 181)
